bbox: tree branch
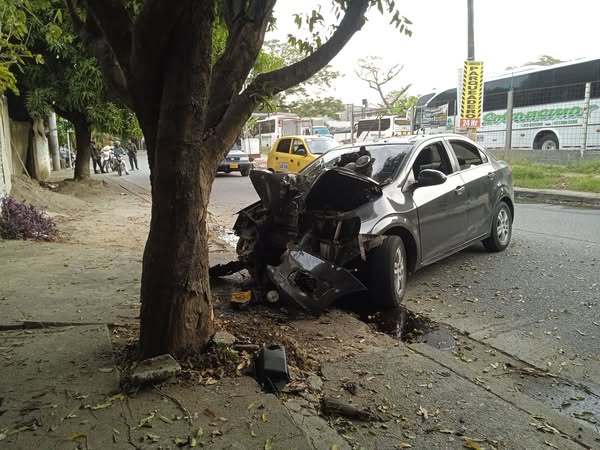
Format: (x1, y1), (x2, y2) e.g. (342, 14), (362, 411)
(64, 0), (84, 33)
(211, 0), (370, 146)
(205, 0), (276, 130)
(82, 0), (132, 75)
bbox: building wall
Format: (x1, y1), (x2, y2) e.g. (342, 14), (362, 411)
(0, 95), (13, 197)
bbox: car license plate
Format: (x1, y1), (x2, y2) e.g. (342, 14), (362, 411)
(229, 163), (239, 169)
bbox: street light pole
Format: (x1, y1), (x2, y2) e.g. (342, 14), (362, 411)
(467, 0), (474, 61)
(466, 0), (476, 141)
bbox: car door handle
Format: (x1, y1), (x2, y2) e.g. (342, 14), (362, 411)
(488, 172), (495, 179)
(455, 186), (465, 195)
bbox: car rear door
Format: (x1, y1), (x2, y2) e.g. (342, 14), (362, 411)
(408, 140), (469, 263)
(446, 138), (495, 240)
(273, 138), (292, 172)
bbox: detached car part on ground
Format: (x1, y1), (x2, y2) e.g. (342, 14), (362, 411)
(211, 134), (514, 314)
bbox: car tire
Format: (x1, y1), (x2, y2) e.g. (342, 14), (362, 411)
(483, 201), (512, 252)
(369, 236), (406, 309)
(240, 168), (250, 177)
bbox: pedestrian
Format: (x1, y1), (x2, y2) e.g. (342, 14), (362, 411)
(59, 145), (67, 169)
(113, 141), (129, 175)
(90, 140), (104, 174)
(126, 138), (139, 170)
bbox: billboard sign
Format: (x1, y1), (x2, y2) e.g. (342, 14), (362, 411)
(460, 61), (484, 128)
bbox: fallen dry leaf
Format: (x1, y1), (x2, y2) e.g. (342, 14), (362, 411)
(264, 437), (274, 450)
(68, 432), (86, 441)
(416, 406), (429, 420)
(463, 440), (481, 450)
(397, 443), (412, 449)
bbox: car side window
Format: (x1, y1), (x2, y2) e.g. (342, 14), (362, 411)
(412, 142), (454, 178)
(276, 139), (291, 154)
(291, 139), (307, 155)
(450, 140), (485, 170)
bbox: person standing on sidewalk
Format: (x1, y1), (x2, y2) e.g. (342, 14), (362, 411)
(126, 139), (139, 171)
(90, 140), (104, 174)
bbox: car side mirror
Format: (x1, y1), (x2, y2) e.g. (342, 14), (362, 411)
(295, 147), (307, 156)
(416, 169), (447, 187)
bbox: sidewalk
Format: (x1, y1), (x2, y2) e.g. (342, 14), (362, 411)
(1, 175), (598, 449)
(515, 186), (600, 207)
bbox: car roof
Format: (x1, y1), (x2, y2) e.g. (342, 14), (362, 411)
(278, 135), (335, 140)
(353, 133), (475, 146)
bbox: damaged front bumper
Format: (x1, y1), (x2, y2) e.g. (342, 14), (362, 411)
(266, 249), (367, 314)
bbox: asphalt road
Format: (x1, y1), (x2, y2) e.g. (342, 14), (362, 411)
(118, 152), (600, 388)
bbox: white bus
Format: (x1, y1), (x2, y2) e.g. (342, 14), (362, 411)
(354, 115), (411, 141)
(415, 57), (600, 150)
(251, 113), (299, 149)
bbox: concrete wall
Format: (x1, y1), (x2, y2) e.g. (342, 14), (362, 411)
(31, 118), (50, 181)
(10, 121), (30, 176)
(0, 95), (12, 197)
(491, 149), (600, 165)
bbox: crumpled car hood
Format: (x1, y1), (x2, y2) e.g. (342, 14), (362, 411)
(248, 168), (382, 214)
(305, 168), (382, 212)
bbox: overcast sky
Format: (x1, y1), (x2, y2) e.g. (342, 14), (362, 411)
(266, 0), (600, 105)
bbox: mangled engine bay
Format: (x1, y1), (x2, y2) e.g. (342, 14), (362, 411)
(212, 151), (386, 313)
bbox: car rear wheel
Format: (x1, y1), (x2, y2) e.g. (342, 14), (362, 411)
(240, 168), (250, 177)
(483, 201), (512, 252)
(369, 236), (406, 309)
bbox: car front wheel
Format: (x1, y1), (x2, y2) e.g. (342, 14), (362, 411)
(483, 201), (512, 252)
(369, 235), (406, 309)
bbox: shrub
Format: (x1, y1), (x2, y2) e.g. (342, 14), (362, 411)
(0, 196), (57, 241)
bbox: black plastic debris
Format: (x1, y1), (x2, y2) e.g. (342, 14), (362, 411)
(254, 345), (290, 394)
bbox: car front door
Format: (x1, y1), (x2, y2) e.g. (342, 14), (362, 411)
(273, 138), (292, 172)
(291, 138), (311, 172)
(447, 139), (495, 239)
(408, 140), (469, 263)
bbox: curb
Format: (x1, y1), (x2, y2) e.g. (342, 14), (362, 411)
(515, 187), (600, 208)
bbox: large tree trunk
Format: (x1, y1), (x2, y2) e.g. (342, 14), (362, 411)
(56, 108), (92, 181)
(138, 2), (218, 359)
(72, 115), (92, 181)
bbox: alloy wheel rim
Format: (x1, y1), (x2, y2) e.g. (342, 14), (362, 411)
(393, 247), (405, 296)
(542, 141), (557, 150)
(496, 208), (510, 244)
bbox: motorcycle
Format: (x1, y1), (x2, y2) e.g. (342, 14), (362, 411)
(115, 154), (128, 176)
(101, 150), (113, 173)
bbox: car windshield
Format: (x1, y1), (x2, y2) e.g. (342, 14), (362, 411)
(301, 143), (414, 185)
(305, 138), (337, 154)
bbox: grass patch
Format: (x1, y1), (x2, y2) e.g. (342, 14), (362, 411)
(508, 159), (600, 193)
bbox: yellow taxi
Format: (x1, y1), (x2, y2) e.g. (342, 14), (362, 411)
(267, 136), (339, 173)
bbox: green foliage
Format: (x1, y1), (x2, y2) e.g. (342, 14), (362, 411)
(387, 94), (418, 116)
(509, 159), (600, 193)
(289, 2), (412, 55)
(286, 96), (345, 118)
(14, 1), (139, 141)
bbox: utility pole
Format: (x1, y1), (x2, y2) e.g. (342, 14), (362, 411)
(467, 0), (474, 61)
(48, 112), (61, 171)
(466, 0), (476, 141)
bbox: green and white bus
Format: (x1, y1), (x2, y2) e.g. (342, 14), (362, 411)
(414, 57), (600, 150)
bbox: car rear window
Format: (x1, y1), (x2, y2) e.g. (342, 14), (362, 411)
(305, 138), (337, 154)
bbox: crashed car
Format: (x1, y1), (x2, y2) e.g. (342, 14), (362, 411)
(212, 133), (514, 314)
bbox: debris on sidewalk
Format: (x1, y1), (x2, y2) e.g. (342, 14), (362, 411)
(212, 331), (237, 346)
(320, 397), (385, 422)
(130, 354), (182, 385)
(254, 345), (290, 394)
